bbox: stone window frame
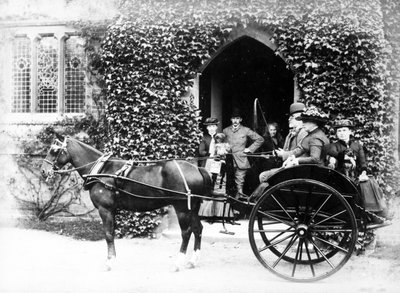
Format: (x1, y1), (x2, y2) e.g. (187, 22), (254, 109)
(3, 24), (88, 124)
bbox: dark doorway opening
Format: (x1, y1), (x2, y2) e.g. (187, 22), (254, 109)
(199, 36), (294, 136)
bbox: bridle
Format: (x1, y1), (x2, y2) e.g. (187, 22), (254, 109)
(42, 138), (68, 179)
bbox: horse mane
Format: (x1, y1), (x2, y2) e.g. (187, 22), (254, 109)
(67, 136), (103, 155)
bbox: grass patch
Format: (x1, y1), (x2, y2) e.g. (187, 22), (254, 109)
(15, 217), (104, 241)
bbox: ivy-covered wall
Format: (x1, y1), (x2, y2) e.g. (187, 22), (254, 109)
(97, 0), (399, 196)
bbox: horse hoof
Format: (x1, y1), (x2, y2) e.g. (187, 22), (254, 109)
(173, 265), (183, 272)
(186, 261), (195, 269)
(105, 258), (115, 271)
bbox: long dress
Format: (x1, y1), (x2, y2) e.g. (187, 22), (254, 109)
(198, 146), (234, 220)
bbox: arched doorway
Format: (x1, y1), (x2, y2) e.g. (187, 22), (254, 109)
(198, 33), (295, 136)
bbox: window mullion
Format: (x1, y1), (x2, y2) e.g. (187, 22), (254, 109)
(57, 33), (66, 114)
(30, 34), (39, 113)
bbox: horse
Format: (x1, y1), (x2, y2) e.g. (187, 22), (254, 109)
(40, 136), (212, 271)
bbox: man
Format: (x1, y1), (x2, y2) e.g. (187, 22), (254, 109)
(258, 102), (307, 182)
(253, 106), (329, 201)
(275, 102), (308, 161)
(281, 106), (330, 168)
(223, 108), (264, 196)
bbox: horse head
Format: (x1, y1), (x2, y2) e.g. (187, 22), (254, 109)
(41, 137), (72, 179)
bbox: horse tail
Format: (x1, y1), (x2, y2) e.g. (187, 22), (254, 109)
(197, 167), (213, 196)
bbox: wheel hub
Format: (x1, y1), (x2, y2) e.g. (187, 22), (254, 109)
(296, 224), (308, 238)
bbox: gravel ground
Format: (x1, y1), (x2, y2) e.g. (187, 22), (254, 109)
(0, 220), (399, 293)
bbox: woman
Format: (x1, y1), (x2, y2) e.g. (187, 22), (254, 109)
(259, 106), (330, 182)
(325, 119), (367, 180)
(325, 118), (390, 223)
(281, 106), (330, 167)
(250, 106), (330, 203)
(263, 122), (284, 150)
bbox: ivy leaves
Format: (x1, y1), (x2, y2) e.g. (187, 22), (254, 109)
(100, 20), (225, 160)
(273, 14), (396, 184)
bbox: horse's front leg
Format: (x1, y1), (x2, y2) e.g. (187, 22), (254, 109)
(98, 206), (116, 271)
(175, 209), (192, 271)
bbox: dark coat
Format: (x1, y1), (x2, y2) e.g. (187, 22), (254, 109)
(325, 139), (367, 175)
(198, 133), (213, 167)
(292, 127), (330, 165)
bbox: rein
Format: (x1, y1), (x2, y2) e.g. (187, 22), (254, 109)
(83, 173), (225, 202)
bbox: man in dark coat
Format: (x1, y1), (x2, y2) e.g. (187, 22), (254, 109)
(275, 102), (308, 161)
(223, 108), (264, 196)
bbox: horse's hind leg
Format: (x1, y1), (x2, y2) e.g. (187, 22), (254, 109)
(98, 206), (116, 270)
(174, 209), (193, 271)
(188, 212), (203, 268)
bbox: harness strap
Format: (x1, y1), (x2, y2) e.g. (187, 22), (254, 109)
(173, 160), (192, 210)
(84, 152), (113, 189)
(115, 160), (134, 177)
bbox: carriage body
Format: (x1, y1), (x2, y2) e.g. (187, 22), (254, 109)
(246, 164), (384, 282)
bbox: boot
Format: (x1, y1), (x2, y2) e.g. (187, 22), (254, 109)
(248, 182), (269, 203)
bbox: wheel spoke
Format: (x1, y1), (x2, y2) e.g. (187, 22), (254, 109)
(309, 238), (335, 268)
(312, 212), (347, 225)
(313, 235), (349, 253)
(304, 239), (316, 277)
(258, 210), (294, 227)
(271, 194), (296, 222)
(309, 194), (332, 223)
(291, 238), (304, 277)
(314, 210), (347, 226)
(272, 235), (298, 268)
(258, 232), (296, 252)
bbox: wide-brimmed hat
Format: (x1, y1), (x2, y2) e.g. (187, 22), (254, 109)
(289, 102), (306, 115)
(296, 106), (329, 124)
(204, 117), (219, 126)
(333, 119), (354, 129)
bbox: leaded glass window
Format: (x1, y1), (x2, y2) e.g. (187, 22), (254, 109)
(10, 31), (86, 115)
(12, 36), (31, 113)
(37, 36), (58, 113)
(64, 36), (85, 113)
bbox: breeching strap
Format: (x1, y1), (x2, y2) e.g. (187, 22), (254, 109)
(173, 160), (192, 210)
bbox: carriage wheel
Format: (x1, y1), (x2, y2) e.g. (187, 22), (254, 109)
(248, 179), (358, 282)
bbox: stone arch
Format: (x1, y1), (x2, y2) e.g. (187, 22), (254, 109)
(197, 27), (296, 135)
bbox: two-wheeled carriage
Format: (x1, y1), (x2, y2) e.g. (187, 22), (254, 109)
(41, 137), (389, 282)
(243, 164), (387, 282)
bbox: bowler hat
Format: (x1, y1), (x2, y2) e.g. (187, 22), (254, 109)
(289, 102), (306, 115)
(204, 117), (219, 125)
(333, 119), (354, 129)
(296, 106), (329, 124)
(231, 107), (242, 118)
